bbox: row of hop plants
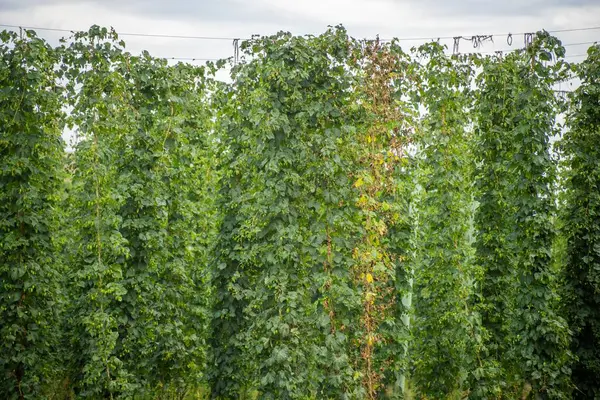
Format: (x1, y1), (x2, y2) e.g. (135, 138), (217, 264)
(1, 27), (218, 399)
(1, 25), (599, 399)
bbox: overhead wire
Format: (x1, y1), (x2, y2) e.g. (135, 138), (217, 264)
(462, 40), (598, 54)
(0, 22), (596, 63)
(167, 40), (598, 63)
(0, 22), (599, 42)
(378, 26), (600, 42)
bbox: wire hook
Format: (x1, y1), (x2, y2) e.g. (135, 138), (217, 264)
(524, 32), (534, 48)
(471, 35), (493, 49)
(232, 38), (240, 65)
(453, 36), (461, 55)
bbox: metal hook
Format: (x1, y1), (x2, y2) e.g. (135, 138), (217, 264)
(471, 35), (493, 49)
(453, 36), (461, 55)
(524, 33), (534, 48)
(232, 38), (240, 65)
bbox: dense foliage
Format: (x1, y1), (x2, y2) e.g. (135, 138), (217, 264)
(59, 27), (216, 398)
(409, 43), (478, 399)
(211, 28), (371, 398)
(1, 25), (600, 399)
(472, 33), (572, 398)
(0, 30), (67, 399)
(561, 44), (600, 399)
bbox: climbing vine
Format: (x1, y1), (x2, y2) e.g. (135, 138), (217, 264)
(561, 44), (600, 399)
(63, 27), (216, 397)
(62, 26), (133, 397)
(0, 29), (67, 399)
(115, 52), (216, 396)
(210, 27), (367, 399)
(409, 43), (478, 398)
(472, 31), (572, 398)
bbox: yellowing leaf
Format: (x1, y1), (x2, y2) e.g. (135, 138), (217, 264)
(367, 334), (375, 346)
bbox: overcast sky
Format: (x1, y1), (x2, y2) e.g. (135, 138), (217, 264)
(0, 0), (598, 65)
